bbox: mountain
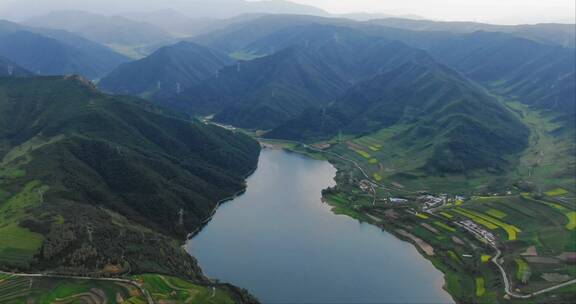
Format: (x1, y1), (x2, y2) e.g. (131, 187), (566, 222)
(121, 11), (267, 38)
(367, 18), (576, 48)
(267, 57), (529, 174)
(426, 32), (576, 124)
(0, 20), (129, 79)
(25, 10), (172, 46)
(120, 10), (222, 37)
(170, 46), (348, 129)
(0, 56), (31, 77)
(0, 76), (260, 279)
(174, 26), (427, 129)
(339, 12), (424, 21)
(3, 0), (328, 21)
(193, 14), (354, 53)
(99, 42), (233, 99)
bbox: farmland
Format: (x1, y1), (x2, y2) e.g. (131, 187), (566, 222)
(283, 98), (576, 303)
(134, 274), (235, 304)
(0, 274), (140, 303)
(0, 273), (235, 303)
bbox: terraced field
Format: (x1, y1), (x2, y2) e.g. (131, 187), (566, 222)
(0, 274), (235, 304)
(134, 274), (234, 304)
(0, 274), (31, 303)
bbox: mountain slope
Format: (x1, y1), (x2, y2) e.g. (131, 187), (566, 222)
(25, 10), (172, 46)
(0, 76), (260, 279)
(267, 58), (529, 174)
(176, 26), (427, 129)
(172, 46), (349, 129)
(0, 20), (129, 79)
(427, 32), (576, 124)
(193, 15), (353, 53)
(0, 56), (31, 76)
(99, 42), (233, 99)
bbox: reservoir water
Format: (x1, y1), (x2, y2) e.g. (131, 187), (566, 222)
(186, 148), (453, 303)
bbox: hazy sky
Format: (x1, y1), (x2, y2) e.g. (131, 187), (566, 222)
(284, 0), (575, 24)
(0, 0), (574, 24)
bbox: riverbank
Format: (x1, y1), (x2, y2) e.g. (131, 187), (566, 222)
(187, 148), (452, 303)
(277, 140), (576, 304)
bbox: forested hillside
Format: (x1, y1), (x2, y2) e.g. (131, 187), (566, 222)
(0, 76), (260, 279)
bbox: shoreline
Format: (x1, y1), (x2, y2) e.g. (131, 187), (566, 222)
(187, 142), (454, 303)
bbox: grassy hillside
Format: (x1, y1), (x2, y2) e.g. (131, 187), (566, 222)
(0, 76), (260, 283)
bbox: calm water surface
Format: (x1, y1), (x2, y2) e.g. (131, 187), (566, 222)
(186, 149), (453, 303)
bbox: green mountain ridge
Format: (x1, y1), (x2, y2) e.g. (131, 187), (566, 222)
(99, 41), (233, 99)
(267, 57), (529, 174)
(171, 26), (428, 129)
(0, 76), (260, 281)
(168, 46), (349, 129)
(426, 32), (576, 125)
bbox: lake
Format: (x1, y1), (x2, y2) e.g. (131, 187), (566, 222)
(186, 148), (453, 303)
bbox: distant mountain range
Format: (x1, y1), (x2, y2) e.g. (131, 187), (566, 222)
(63, 13), (572, 178)
(189, 15), (575, 124)
(165, 26), (428, 129)
(365, 18), (576, 48)
(426, 31), (576, 124)
(99, 42), (233, 99)
(25, 10), (173, 47)
(0, 20), (129, 79)
(3, 0), (328, 21)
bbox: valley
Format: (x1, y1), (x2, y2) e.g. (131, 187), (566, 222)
(0, 2), (574, 303)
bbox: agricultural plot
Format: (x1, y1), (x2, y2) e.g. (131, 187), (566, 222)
(515, 258), (531, 283)
(21, 277), (142, 303)
(475, 277), (485, 297)
(0, 275), (31, 303)
(545, 188), (569, 197)
(544, 203), (576, 230)
(453, 206), (521, 240)
(134, 274), (234, 304)
(453, 195), (575, 293)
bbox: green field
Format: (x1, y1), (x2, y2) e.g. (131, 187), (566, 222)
(0, 181), (47, 268)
